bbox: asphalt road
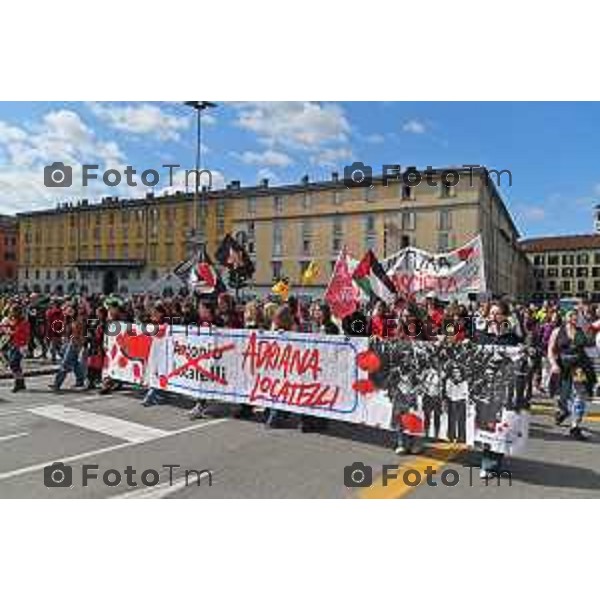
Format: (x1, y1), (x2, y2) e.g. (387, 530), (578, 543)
(0, 374), (598, 499)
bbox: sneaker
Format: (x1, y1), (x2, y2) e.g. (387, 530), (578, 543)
(394, 445), (407, 455)
(569, 426), (588, 441)
(74, 381), (85, 388)
(11, 380), (25, 393)
(189, 405), (204, 420)
(479, 469), (489, 480)
(48, 383), (60, 392)
(555, 410), (569, 426)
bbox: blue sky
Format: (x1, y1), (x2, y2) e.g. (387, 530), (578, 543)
(0, 101), (598, 239)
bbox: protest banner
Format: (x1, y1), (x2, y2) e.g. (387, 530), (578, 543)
(369, 339), (530, 454)
(324, 247), (360, 319)
(104, 323), (393, 428)
(383, 235), (486, 301)
(103, 323), (530, 452)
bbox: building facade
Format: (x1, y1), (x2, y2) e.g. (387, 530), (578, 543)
(17, 166), (530, 299)
(520, 235), (600, 302)
(0, 215), (18, 291)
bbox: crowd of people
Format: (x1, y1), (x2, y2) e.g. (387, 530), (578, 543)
(0, 289), (598, 478)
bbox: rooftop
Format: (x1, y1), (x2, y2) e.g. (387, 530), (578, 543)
(520, 234), (600, 253)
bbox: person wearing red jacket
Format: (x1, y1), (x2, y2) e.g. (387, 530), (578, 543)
(45, 299), (65, 363)
(6, 305), (31, 392)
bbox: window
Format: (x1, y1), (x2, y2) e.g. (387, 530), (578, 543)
(439, 209), (452, 231)
(533, 255), (545, 266)
(365, 215), (376, 234)
(151, 269), (159, 281)
(595, 281), (600, 291)
(562, 280), (571, 292)
(577, 253), (590, 265)
(333, 216), (343, 238)
(302, 192), (312, 209)
(401, 185), (413, 200)
(562, 254), (574, 265)
(562, 268), (574, 278)
(121, 271), (129, 280)
(332, 238), (342, 252)
(548, 255), (559, 266)
(299, 260), (310, 278)
(274, 196), (283, 214)
(594, 253), (600, 265)
(533, 269), (544, 278)
(363, 187), (374, 202)
(400, 235), (411, 248)
(272, 261), (282, 280)
(547, 268), (558, 277)
(440, 181), (454, 198)
(401, 211), (416, 230)
(149, 244), (158, 261)
(576, 267), (589, 278)
(438, 232), (450, 252)
(593, 267), (600, 278)
(273, 221), (283, 256)
(578, 280), (586, 292)
(333, 190), (343, 205)
(247, 197), (257, 215)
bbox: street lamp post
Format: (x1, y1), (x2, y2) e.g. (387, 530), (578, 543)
(183, 101), (217, 251)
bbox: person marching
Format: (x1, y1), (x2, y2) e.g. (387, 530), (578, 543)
(2, 305), (31, 392)
(547, 309), (596, 440)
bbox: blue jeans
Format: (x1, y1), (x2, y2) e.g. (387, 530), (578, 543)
(143, 388), (170, 405)
(6, 347), (23, 375)
(54, 342), (85, 388)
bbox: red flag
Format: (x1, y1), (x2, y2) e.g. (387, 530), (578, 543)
(324, 248), (360, 319)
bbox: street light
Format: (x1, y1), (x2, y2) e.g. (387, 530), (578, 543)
(183, 101), (217, 249)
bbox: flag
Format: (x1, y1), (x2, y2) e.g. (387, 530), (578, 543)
(173, 256), (195, 283)
(324, 248), (360, 319)
(272, 278), (290, 301)
(189, 247), (225, 296)
(352, 249), (397, 304)
(301, 261), (320, 285)
(215, 233), (255, 278)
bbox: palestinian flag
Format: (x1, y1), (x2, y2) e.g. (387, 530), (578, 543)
(352, 249), (397, 304)
(215, 233), (255, 278)
(189, 248), (225, 296)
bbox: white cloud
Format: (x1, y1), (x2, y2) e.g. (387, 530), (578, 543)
(155, 168), (225, 196)
(0, 109), (132, 213)
(365, 133), (385, 144)
(402, 119), (427, 134)
(234, 101), (350, 149)
(88, 102), (190, 141)
(519, 206), (546, 222)
(310, 147), (353, 167)
(237, 149), (293, 167)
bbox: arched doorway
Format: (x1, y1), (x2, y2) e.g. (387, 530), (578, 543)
(103, 270), (118, 295)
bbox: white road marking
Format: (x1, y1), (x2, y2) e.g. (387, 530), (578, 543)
(0, 432), (29, 443)
(0, 418), (227, 483)
(113, 472), (212, 499)
(0, 394), (105, 418)
(28, 404), (167, 443)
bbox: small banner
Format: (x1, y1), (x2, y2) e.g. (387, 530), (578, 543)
(383, 235), (486, 301)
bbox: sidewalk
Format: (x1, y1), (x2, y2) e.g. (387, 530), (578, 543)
(0, 358), (59, 380)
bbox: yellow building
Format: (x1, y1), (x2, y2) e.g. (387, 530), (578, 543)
(17, 166), (530, 298)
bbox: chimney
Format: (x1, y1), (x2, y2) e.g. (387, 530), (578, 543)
(231, 180), (241, 190)
(332, 171), (339, 182)
(261, 178), (269, 188)
(146, 192), (154, 200)
(301, 174), (309, 185)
